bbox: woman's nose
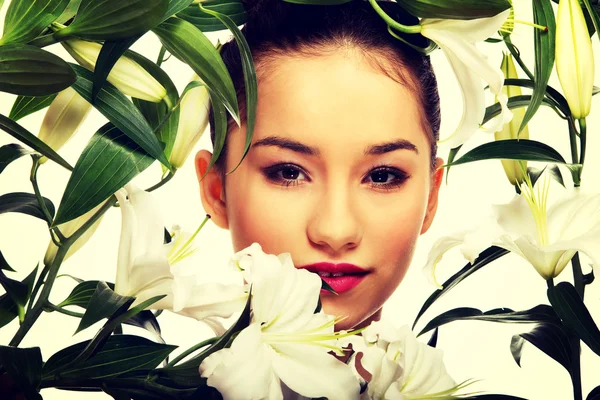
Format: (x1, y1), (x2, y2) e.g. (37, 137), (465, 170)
(306, 186), (363, 254)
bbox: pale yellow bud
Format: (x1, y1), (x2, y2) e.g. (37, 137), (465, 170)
(556, 0), (594, 118)
(43, 203), (104, 266)
(495, 53), (529, 186)
(62, 39), (167, 103)
(38, 87), (91, 163)
(168, 74), (210, 169)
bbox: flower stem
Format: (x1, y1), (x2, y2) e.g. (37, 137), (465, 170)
(146, 170), (176, 192)
(567, 118), (581, 187)
(30, 155), (66, 242)
(165, 337), (219, 367)
(27, 264), (50, 313)
(578, 118), (587, 167)
(569, 254), (584, 400)
(44, 301), (84, 318)
(367, 0), (422, 34)
(28, 33), (60, 48)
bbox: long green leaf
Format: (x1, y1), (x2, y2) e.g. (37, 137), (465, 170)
(0, 144), (31, 174)
(0, 250), (16, 272)
(548, 282), (600, 357)
(42, 335), (175, 380)
(519, 0), (556, 133)
(393, 0), (511, 19)
(418, 305), (560, 337)
(178, 0), (247, 32)
(55, 0), (84, 24)
(413, 246), (508, 329)
(0, 192), (55, 220)
(582, 0), (600, 44)
(162, 0), (195, 23)
(483, 94), (564, 125)
(0, 0), (69, 45)
(54, 123), (154, 227)
(504, 78), (570, 117)
(588, 386), (600, 400)
(0, 271), (30, 308)
(198, 3), (257, 173)
(153, 17), (239, 123)
(0, 346), (43, 399)
(0, 45), (76, 96)
(54, 0), (169, 41)
(510, 323), (572, 376)
(0, 267), (36, 329)
(58, 280), (111, 308)
(9, 94), (57, 121)
(69, 64), (170, 169)
(284, 0), (352, 4)
(443, 139), (568, 168)
(92, 36), (142, 101)
(76, 281), (134, 334)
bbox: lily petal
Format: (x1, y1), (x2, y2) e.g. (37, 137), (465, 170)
(115, 188), (135, 294)
(423, 231), (469, 289)
(421, 10), (510, 43)
(173, 281), (248, 321)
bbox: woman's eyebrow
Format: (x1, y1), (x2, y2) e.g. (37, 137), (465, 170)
(365, 139), (419, 156)
(252, 136), (320, 155)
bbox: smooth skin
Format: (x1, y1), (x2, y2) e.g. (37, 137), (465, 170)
(196, 50), (444, 331)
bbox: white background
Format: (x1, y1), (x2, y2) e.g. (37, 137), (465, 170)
(1, 2), (600, 399)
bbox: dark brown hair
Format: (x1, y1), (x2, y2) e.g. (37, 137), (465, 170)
(208, 0), (440, 178)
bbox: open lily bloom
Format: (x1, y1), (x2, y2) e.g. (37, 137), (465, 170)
(114, 184), (247, 331)
(425, 177), (600, 284)
(200, 243), (360, 400)
(420, 9), (512, 148)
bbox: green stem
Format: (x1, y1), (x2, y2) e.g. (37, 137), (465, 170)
(567, 118), (581, 187)
(165, 337), (219, 367)
(44, 302), (84, 318)
(69, 196), (117, 243)
(156, 46), (167, 67)
(30, 156), (66, 242)
(146, 170), (176, 192)
(28, 33), (60, 48)
(570, 253), (584, 400)
(578, 118), (587, 167)
(367, 0), (422, 34)
(27, 264), (50, 313)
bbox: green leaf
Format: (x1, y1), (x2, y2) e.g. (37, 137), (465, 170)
(9, 94), (57, 121)
(0, 0), (69, 45)
(92, 36), (142, 101)
(153, 17), (239, 123)
(527, 165), (565, 188)
(54, 123), (154, 226)
(0, 114), (73, 170)
(548, 281), (600, 357)
(178, 0), (247, 32)
(582, 0), (600, 44)
(69, 64), (170, 169)
(154, 290), (252, 387)
(0, 271), (29, 308)
(442, 139), (568, 169)
(0, 44), (76, 96)
(200, 84), (228, 182)
(510, 323), (572, 375)
(198, 3), (257, 173)
(162, 0), (195, 23)
(0, 192), (55, 220)
(504, 78), (570, 116)
(0, 144), (31, 174)
(444, 145), (461, 184)
(502, 35), (534, 81)
(519, 0), (556, 133)
(42, 335), (176, 380)
(55, 0), (84, 24)
(0, 267), (36, 329)
(413, 246), (508, 330)
(393, 0), (511, 19)
(0, 250), (16, 272)
(418, 305), (560, 337)
(54, 0), (169, 41)
(58, 280), (111, 308)
(0, 346), (43, 399)
(76, 281), (134, 334)
(427, 327), (438, 347)
(483, 94), (564, 125)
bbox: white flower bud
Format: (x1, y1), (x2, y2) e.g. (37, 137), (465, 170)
(168, 74), (210, 169)
(62, 39), (167, 103)
(556, 0), (595, 118)
(495, 52), (528, 186)
(38, 87), (91, 163)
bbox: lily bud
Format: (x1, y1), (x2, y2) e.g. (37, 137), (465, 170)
(495, 53), (528, 186)
(556, 0), (594, 118)
(62, 39), (167, 103)
(43, 203), (104, 266)
(168, 74), (210, 169)
(38, 87), (91, 163)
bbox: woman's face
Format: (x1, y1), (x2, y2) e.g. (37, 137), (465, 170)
(196, 51), (444, 330)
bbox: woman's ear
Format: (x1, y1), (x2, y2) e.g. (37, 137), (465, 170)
(420, 157), (444, 235)
(195, 150), (229, 230)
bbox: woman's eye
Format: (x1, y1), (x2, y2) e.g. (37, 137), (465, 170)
(365, 167), (409, 190)
(262, 164), (308, 187)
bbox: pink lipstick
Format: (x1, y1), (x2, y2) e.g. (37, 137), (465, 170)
(298, 262), (368, 293)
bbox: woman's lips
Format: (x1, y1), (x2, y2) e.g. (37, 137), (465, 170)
(297, 262), (369, 293)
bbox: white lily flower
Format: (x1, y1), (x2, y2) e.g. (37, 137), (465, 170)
(556, 0), (595, 118)
(200, 243), (361, 400)
(62, 39), (167, 103)
(43, 202), (104, 266)
(352, 320), (457, 400)
(38, 87), (92, 163)
(421, 10), (513, 148)
(114, 184), (247, 330)
(169, 74), (210, 169)
(425, 175), (600, 284)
